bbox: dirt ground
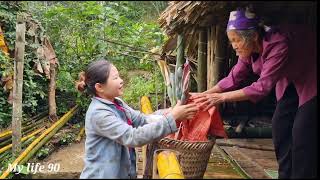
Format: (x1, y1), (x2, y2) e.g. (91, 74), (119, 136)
(31, 139), (85, 179)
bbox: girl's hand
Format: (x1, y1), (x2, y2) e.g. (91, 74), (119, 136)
(162, 107), (173, 115)
(171, 101), (199, 121)
(193, 93), (226, 111)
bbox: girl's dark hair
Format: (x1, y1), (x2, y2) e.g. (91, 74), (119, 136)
(76, 59), (112, 95)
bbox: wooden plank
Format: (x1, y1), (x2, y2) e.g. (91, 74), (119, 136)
(204, 146), (244, 179)
(217, 138), (274, 147)
(237, 147), (278, 170)
(216, 138), (275, 151)
(221, 142), (278, 179)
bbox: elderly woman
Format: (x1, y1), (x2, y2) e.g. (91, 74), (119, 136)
(191, 8), (317, 178)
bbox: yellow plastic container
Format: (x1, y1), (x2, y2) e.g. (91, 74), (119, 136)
(153, 149), (184, 179)
(140, 96), (153, 114)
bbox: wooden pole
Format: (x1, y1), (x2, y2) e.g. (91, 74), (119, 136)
(197, 28), (207, 92)
(49, 62), (57, 121)
(213, 24), (227, 85)
(207, 27), (211, 89)
(207, 25), (216, 89)
(12, 14), (26, 158)
(174, 33), (185, 103)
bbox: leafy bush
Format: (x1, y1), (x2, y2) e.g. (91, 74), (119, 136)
(122, 69), (164, 110)
(59, 133), (76, 145)
(0, 2), (48, 129)
(36, 147), (50, 160)
(1, 1), (168, 128)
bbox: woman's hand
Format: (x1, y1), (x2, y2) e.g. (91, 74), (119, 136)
(189, 92), (206, 100)
(171, 101), (199, 121)
(192, 93), (226, 111)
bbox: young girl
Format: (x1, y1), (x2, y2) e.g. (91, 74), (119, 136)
(76, 59), (198, 179)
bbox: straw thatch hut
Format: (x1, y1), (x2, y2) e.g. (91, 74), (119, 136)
(158, 1), (316, 132)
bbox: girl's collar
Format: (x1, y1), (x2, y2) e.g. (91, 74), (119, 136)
(93, 96), (123, 106)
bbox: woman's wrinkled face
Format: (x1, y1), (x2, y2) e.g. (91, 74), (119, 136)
(96, 65), (124, 99)
(227, 30), (254, 59)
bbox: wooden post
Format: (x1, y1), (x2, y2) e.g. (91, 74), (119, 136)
(49, 62), (57, 121)
(12, 14), (26, 158)
(207, 27), (211, 89)
(174, 33), (185, 103)
(213, 24), (227, 85)
(197, 28), (207, 92)
(207, 25), (216, 89)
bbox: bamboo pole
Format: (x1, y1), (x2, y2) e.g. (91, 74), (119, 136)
(0, 136), (36, 162)
(0, 131), (11, 140)
(0, 118), (46, 147)
(213, 24), (227, 85)
(19, 107), (78, 166)
(21, 115), (46, 128)
(207, 27), (211, 88)
(140, 96), (154, 176)
(75, 127), (85, 142)
(207, 25), (217, 89)
(225, 127), (272, 139)
(12, 14), (26, 158)
(0, 116), (46, 142)
(140, 96), (155, 178)
(0, 106), (78, 179)
(0, 128), (45, 155)
(174, 33), (185, 103)
(21, 110), (48, 124)
(210, 25), (216, 88)
(197, 28), (207, 92)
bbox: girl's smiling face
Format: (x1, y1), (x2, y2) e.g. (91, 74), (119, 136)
(95, 65), (124, 101)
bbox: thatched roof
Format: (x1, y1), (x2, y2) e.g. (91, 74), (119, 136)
(158, 1), (316, 57)
(159, 1), (230, 36)
(159, 1), (316, 36)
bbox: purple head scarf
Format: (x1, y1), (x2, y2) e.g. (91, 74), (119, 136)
(226, 9), (260, 31)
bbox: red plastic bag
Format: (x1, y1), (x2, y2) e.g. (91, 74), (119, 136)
(166, 101), (227, 141)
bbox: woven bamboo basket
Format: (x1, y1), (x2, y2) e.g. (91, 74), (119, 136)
(154, 137), (216, 179)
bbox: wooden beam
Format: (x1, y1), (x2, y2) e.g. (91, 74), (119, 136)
(12, 14), (26, 158)
(197, 28), (207, 92)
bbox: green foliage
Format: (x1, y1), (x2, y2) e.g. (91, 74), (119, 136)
(59, 133), (76, 145)
(0, 1), (168, 128)
(1, 2), (47, 129)
(0, 2), (26, 50)
(0, 155), (15, 176)
(27, 1), (167, 112)
(36, 147), (50, 160)
(122, 69), (164, 110)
